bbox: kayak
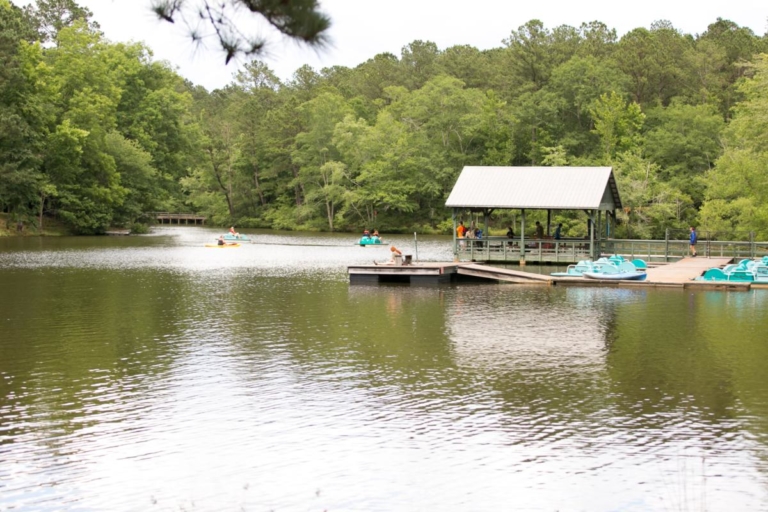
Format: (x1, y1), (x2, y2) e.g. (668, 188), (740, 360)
(582, 271), (647, 281)
(205, 243), (241, 248)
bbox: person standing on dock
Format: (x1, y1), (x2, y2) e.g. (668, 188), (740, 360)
(689, 226), (698, 257)
(554, 223), (562, 240)
(457, 221), (466, 248)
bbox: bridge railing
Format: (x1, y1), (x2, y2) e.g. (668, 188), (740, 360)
(603, 238), (768, 262)
(149, 212), (207, 225)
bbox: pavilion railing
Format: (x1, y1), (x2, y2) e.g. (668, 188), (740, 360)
(455, 235), (768, 263)
(455, 237), (593, 263)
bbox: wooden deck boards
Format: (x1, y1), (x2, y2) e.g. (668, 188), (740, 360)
(457, 263), (553, 283)
(644, 257), (732, 284)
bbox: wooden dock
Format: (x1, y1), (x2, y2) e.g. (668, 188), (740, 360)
(348, 257), (766, 290)
(348, 262), (459, 285)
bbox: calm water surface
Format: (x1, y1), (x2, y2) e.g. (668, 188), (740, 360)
(1, 227), (768, 511)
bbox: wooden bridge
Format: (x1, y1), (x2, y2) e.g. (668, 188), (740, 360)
(151, 212), (206, 225)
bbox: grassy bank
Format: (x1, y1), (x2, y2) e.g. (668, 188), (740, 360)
(0, 214), (72, 237)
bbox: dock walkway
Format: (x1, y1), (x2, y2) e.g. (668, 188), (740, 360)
(644, 257), (732, 285)
(458, 263), (554, 284)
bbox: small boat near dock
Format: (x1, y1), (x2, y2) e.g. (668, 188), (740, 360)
(357, 236), (388, 246)
(583, 271), (647, 281)
(551, 255), (647, 277)
(224, 234), (252, 242)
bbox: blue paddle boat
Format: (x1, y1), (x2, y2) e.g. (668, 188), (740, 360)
(551, 256), (647, 277)
(583, 270), (648, 281)
(581, 259), (647, 281)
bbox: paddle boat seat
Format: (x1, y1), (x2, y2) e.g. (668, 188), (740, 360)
(551, 260), (599, 277)
(754, 265), (768, 282)
(727, 269), (755, 282)
(617, 261), (638, 273)
(700, 268), (728, 281)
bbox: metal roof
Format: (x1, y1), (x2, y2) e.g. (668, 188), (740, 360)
(445, 166), (622, 211)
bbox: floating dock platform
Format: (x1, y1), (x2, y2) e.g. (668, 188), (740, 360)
(348, 257), (766, 290)
(348, 263), (459, 285)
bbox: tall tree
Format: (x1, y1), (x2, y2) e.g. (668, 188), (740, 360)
(643, 102), (724, 205)
(503, 20), (579, 92)
(293, 91), (353, 230)
(0, 1), (51, 225)
(23, 0), (98, 43)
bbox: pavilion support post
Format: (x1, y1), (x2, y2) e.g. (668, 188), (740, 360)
(520, 209), (526, 265)
(589, 210), (596, 260)
(597, 210), (602, 256)
(484, 209), (492, 261)
(452, 209), (458, 261)
(546, 209), (551, 236)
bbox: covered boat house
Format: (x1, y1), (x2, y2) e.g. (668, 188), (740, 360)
(445, 166), (622, 264)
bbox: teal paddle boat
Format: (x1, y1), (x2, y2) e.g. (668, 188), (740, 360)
(698, 256), (768, 283)
(357, 236), (387, 246)
(223, 233), (252, 242)
(551, 256), (647, 277)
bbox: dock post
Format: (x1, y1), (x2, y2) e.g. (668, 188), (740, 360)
(452, 209), (458, 262)
(664, 228), (669, 262)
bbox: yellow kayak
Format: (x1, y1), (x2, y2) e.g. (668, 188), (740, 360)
(205, 243), (241, 248)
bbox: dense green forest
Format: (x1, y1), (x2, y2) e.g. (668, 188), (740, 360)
(3, 0), (768, 238)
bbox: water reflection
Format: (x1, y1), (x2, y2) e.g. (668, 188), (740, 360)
(1, 229), (768, 510)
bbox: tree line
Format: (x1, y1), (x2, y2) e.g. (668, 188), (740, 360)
(2, 0), (768, 238)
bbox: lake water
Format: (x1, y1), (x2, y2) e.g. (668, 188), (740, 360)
(1, 227), (767, 511)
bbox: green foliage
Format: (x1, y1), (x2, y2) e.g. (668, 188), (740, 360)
(590, 92), (645, 158)
(2, 7), (768, 239)
(701, 56), (768, 238)
(643, 102), (724, 205)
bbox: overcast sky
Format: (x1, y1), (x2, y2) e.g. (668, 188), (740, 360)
(12, 0), (768, 90)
